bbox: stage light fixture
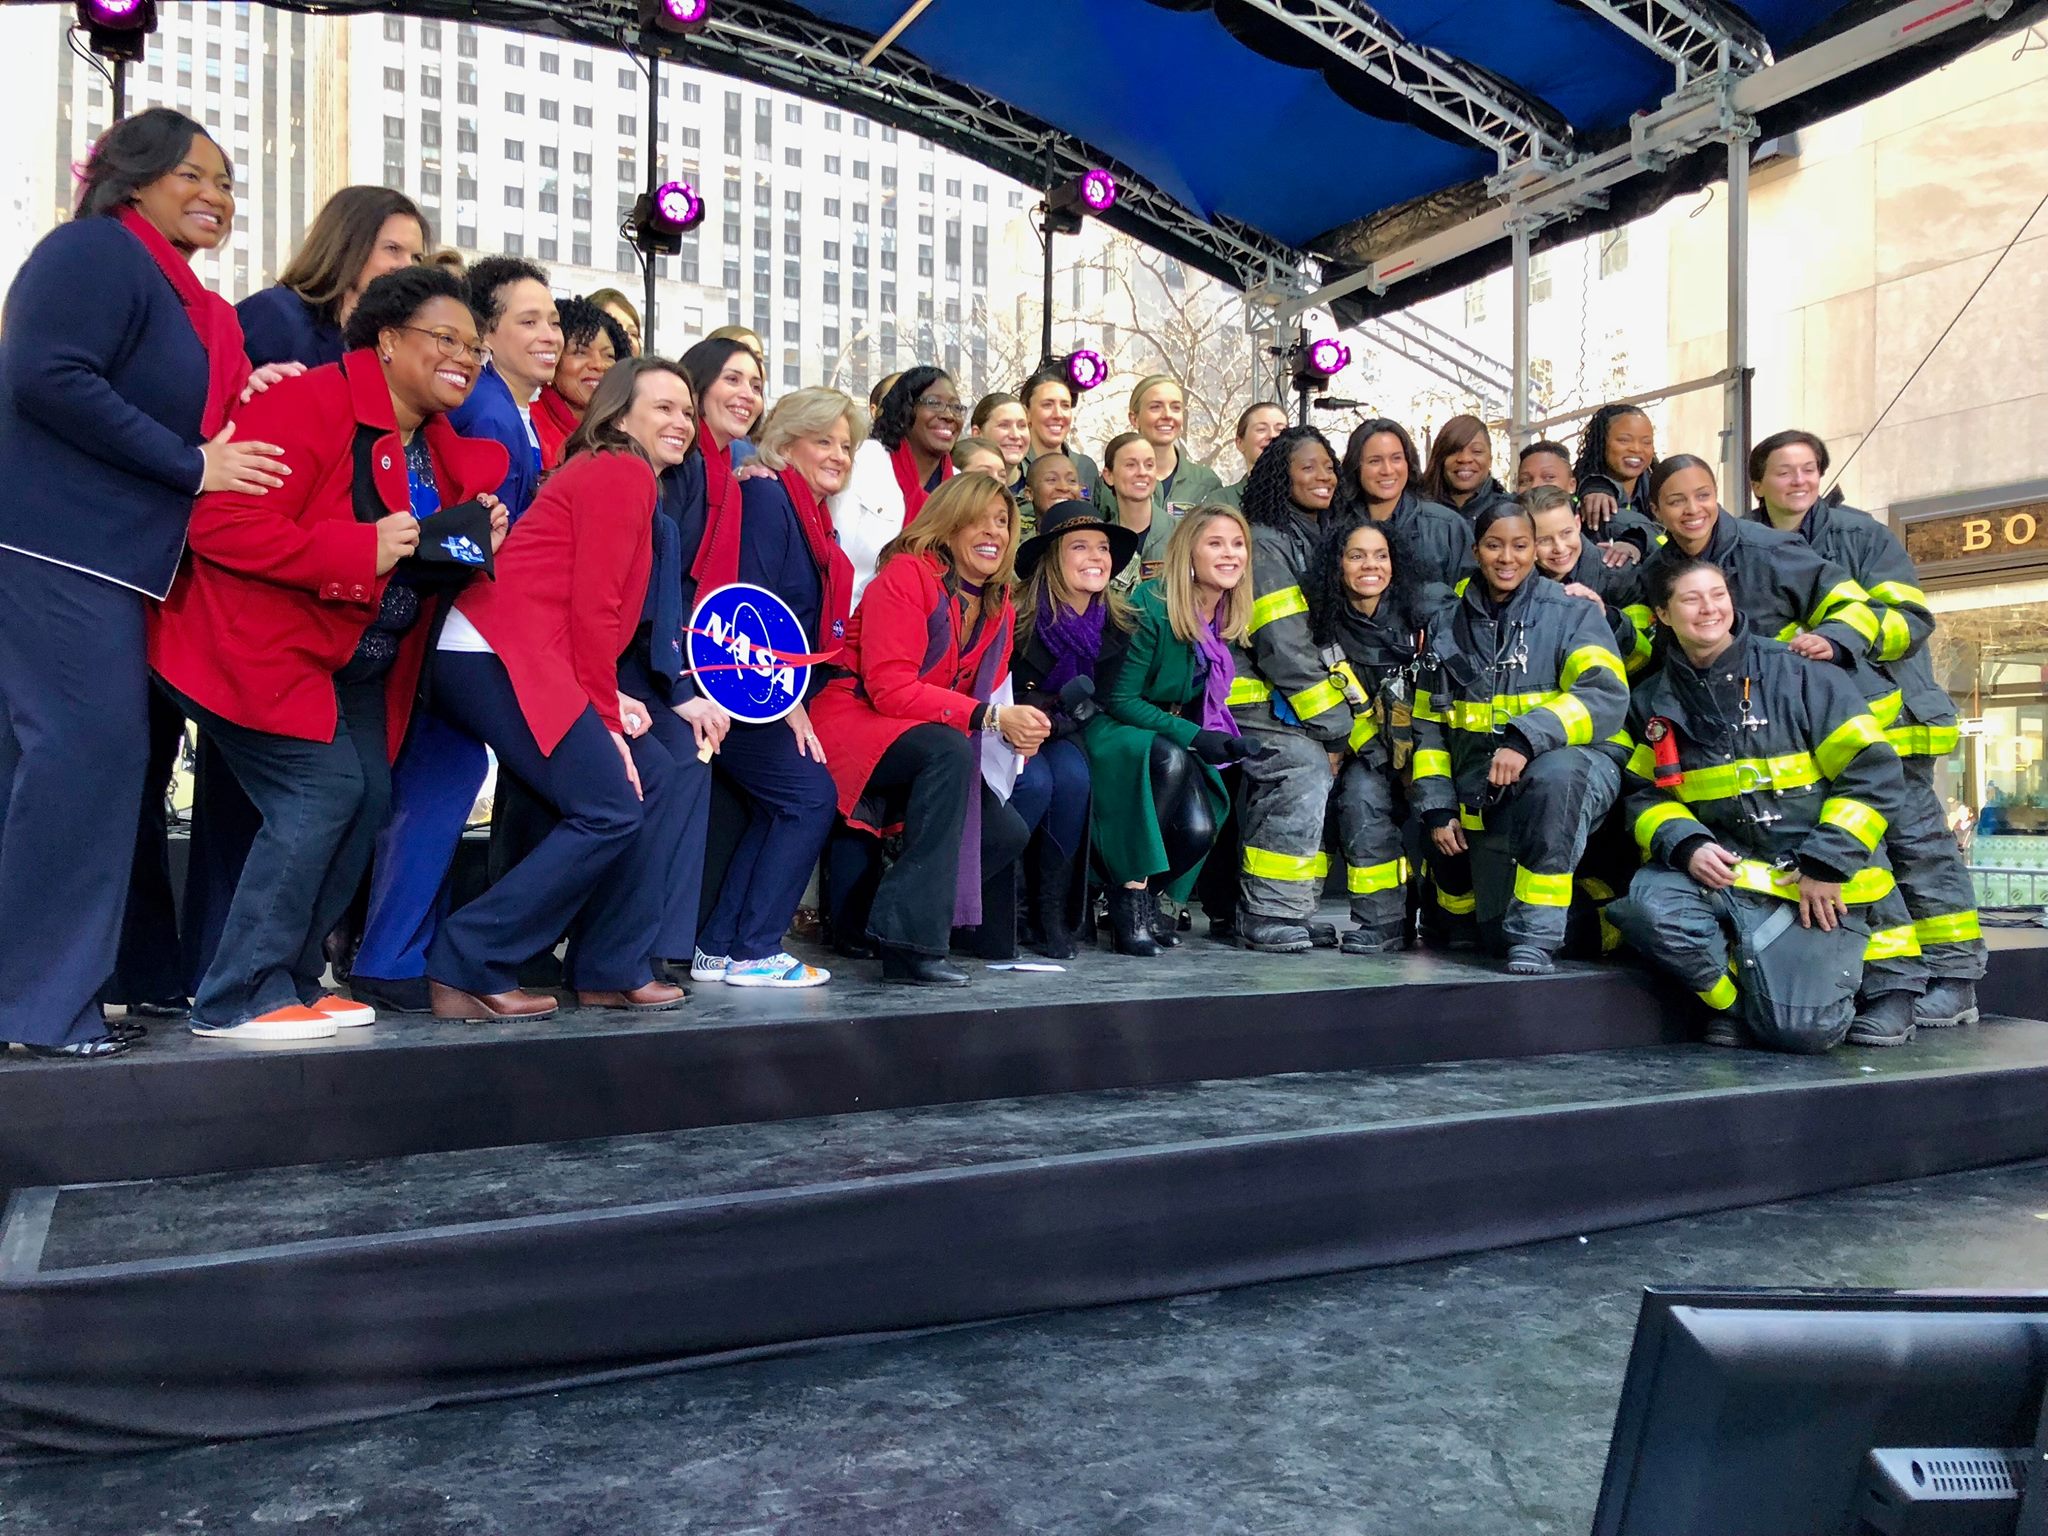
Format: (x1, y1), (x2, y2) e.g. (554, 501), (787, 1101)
(625, 178), (705, 258)
(1306, 337), (1352, 377)
(640, 0), (710, 32)
(1064, 349), (1108, 393)
(76, 0), (155, 62)
(1043, 168), (1118, 235)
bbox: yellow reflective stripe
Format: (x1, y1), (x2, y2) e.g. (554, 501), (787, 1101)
(1248, 584), (1308, 632)
(1672, 752), (1820, 803)
(1698, 973), (1739, 1012)
(1626, 743), (1656, 780)
(1435, 887), (1477, 915)
(1826, 598), (1882, 646)
(1814, 712), (1886, 779)
(1442, 689), (1576, 735)
(1577, 875), (1617, 902)
(1411, 691), (1443, 724)
(1886, 722), (1961, 758)
(1773, 621), (1802, 643)
(1622, 603), (1653, 633)
(1819, 795), (1887, 851)
(1559, 645), (1626, 689)
(1242, 846), (1329, 881)
(1868, 580), (1927, 609)
(1914, 910), (1982, 946)
(1346, 856), (1409, 895)
(1288, 677), (1347, 720)
(1625, 628), (1655, 677)
(1876, 609), (1913, 662)
(1864, 924), (1922, 962)
(1634, 800), (1705, 854)
(1347, 711), (1380, 752)
(1538, 692), (1595, 747)
(1513, 865), (1574, 908)
(1726, 858), (1895, 905)
(1868, 690), (1903, 727)
(1226, 676), (1272, 707)
(1412, 749), (1452, 780)
(1458, 805), (1486, 831)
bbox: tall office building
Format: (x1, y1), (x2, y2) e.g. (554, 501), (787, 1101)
(350, 13), (1034, 397)
(0, 1), (345, 303)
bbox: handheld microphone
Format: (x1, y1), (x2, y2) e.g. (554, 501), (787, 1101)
(1313, 397), (1371, 411)
(1058, 674), (1100, 726)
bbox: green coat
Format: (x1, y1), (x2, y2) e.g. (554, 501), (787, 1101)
(1082, 581), (1232, 897)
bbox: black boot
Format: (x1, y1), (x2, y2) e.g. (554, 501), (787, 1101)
(1149, 890), (1183, 949)
(1034, 840), (1080, 961)
(1110, 887), (1161, 957)
(879, 944), (970, 987)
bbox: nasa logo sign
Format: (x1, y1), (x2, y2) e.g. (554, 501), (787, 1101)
(686, 582), (812, 723)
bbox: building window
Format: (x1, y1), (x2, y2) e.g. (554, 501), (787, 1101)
(1600, 228), (1630, 278)
(785, 148), (801, 168)
(504, 93), (524, 113)
(574, 236), (591, 266)
(458, 123), (477, 153)
(681, 82), (700, 103)
(420, 169), (441, 197)
(945, 178), (961, 197)
(540, 100), (558, 122)
(573, 106), (592, 128)
(538, 237), (557, 260)
(505, 186), (524, 208)
(505, 139), (524, 161)
(783, 263), (800, 299)
(918, 246), (933, 277)
(784, 229), (802, 255)
(784, 103), (801, 124)
(504, 43), (523, 65)
(972, 184), (987, 202)
(919, 171), (934, 193)
(539, 188), (557, 214)
(505, 233), (524, 256)
(881, 166), (896, 190)
(420, 67), (440, 98)
(420, 116), (441, 150)
(383, 67), (402, 92)
(574, 58), (592, 82)
(824, 111), (841, 131)
(573, 152), (591, 174)
(854, 161), (869, 180)
(822, 241), (840, 262)
(457, 26), (476, 57)
(619, 114), (636, 137)
(824, 156), (840, 175)
(823, 272), (839, 306)
(458, 174), (477, 201)
(881, 125), (897, 143)
(825, 198), (841, 218)
(1464, 282), (1487, 325)
(539, 145), (557, 169)
(681, 127), (701, 149)
(1530, 252), (1553, 303)
(619, 66), (637, 90)
(420, 19), (441, 47)
(539, 52), (558, 74)
(383, 14), (404, 40)
(573, 192), (591, 221)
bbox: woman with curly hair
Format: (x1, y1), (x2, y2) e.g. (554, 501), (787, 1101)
(1305, 508), (1451, 951)
(1228, 423), (1351, 952)
(1570, 402), (1662, 556)
(1333, 417), (1473, 590)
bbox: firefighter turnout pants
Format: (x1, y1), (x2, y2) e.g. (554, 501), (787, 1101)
(1461, 747), (1620, 954)
(1891, 756), (1987, 981)
(1334, 757), (1407, 944)
(1237, 721), (1338, 924)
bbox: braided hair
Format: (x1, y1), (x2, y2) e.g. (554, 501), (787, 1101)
(1571, 403), (1656, 491)
(1240, 424), (1337, 532)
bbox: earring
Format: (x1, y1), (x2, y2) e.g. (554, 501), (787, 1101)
(380, 351), (392, 363)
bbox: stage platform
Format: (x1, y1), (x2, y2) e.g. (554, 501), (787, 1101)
(8, 1157), (2048, 1532)
(1, 927), (2046, 1456)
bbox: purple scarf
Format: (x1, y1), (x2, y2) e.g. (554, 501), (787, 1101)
(1194, 610), (1241, 736)
(954, 580), (997, 927)
(1036, 595), (1109, 700)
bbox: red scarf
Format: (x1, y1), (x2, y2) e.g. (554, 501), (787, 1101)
(115, 205), (248, 438)
(780, 464), (855, 643)
(689, 434), (742, 591)
(890, 439), (951, 527)
(532, 386), (578, 472)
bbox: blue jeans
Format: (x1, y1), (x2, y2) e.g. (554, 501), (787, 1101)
(172, 677), (391, 1030)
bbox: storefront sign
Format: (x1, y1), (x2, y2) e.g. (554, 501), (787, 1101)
(1903, 500), (2048, 578)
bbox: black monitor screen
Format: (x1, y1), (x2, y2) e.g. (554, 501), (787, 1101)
(1593, 1288), (2048, 1536)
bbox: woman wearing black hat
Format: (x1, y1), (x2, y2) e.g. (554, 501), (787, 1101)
(1009, 501), (1141, 958)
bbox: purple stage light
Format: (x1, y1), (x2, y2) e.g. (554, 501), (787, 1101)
(81, 0), (147, 23)
(1064, 350), (1108, 393)
(652, 179), (705, 231)
(1078, 169), (1117, 214)
(659, 0), (709, 22)
(1306, 337), (1351, 376)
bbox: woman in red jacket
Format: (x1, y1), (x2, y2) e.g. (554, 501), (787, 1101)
(150, 266), (509, 1041)
(424, 357), (701, 1022)
(811, 472), (1053, 985)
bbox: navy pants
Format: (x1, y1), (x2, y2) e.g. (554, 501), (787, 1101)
(170, 677), (390, 1030)
(354, 712), (489, 982)
(697, 716), (836, 962)
(428, 652), (688, 995)
(0, 551), (149, 1047)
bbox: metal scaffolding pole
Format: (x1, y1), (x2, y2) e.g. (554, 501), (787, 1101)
(643, 58), (661, 347)
(1509, 221), (1533, 446)
(1723, 134), (1751, 498)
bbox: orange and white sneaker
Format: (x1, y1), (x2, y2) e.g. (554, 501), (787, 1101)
(310, 994), (377, 1029)
(190, 1005), (339, 1041)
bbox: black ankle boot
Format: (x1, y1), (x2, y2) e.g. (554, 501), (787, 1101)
(879, 944), (970, 987)
(1110, 887), (1161, 957)
(1034, 840), (1080, 961)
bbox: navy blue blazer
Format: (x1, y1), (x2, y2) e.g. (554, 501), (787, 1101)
(448, 363), (541, 518)
(0, 217), (210, 597)
(236, 284), (344, 370)
(738, 476), (825, 649)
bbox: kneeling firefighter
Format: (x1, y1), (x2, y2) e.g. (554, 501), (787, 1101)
(1606, 556), (1927, 1052)
(1410, 500), (1629, 975)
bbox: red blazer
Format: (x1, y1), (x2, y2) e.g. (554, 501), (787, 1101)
(452, 448), (657, 754)
(809, 551), (1015, 829)
(150, 350), (508, 755)
(532, 385), (577, 473)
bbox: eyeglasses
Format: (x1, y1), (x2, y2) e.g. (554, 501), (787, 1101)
(916, 396), (966, 418)
(400, 326), (489, 365)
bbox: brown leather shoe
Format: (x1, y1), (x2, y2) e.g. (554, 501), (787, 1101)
(428, 980), (560, 1022)
(574, 980), (688, 1012)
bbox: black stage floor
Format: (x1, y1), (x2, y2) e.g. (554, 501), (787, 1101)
(9, 1156), (2048, 1535)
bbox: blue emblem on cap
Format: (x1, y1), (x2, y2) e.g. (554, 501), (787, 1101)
(441, 535), (486, 566)
(686, 582), (811, 723)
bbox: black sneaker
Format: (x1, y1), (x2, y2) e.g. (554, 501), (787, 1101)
(346, 973), (432, 1015)
(1847, 990), (1917, 1048)
(1912, 978), (1980, 1029)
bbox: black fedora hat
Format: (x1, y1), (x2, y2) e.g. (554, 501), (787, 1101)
(1015, 499), (1143, 582)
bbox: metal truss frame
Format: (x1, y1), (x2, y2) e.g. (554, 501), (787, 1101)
(1231, 0), (1574, 172)
(256, 0), (1316, 294)
(1573, 0), (1770, 85)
